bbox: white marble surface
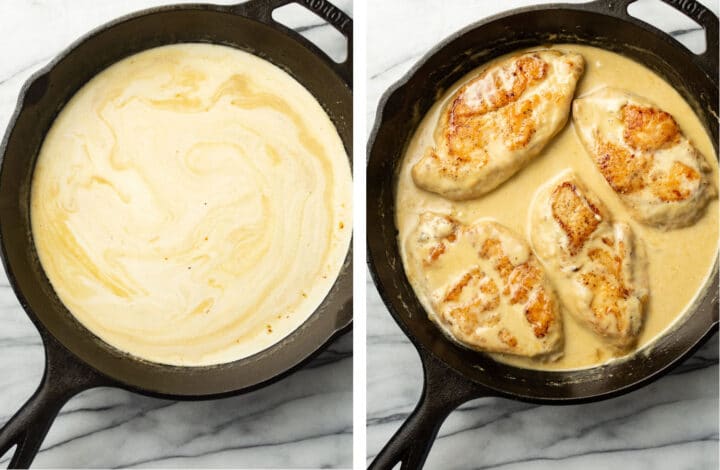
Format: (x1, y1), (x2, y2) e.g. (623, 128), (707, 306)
(366, 0), (719, 469)
(0, 1), (352, 468)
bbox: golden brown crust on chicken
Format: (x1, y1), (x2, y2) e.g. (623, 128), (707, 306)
(582, 246), (633, 333)
(550, 182), (602, 256)
(412, 50), (585, 200)
(594, 138), (652, 195)
(528, 171), (648, 350)
(621, 104), (680, 152)
(573, 87), (716, 229)
(451, 54), (547, 117)
(652, 161), (700, 202)
(406, 213), (563, 358)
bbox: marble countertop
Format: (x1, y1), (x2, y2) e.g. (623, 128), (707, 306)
(366, 0), (719, 469)
(0, 0), (352, 468)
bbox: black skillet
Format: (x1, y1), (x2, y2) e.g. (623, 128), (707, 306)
(0, 0), (352, 467)
(367, 0), (718, 468)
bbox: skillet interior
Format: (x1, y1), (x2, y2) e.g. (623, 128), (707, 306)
(367, 4), (719, 403)
(0, 3), (353, 397)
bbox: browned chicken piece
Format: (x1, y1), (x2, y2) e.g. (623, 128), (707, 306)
(573, 87), (716, 229)
(405, 213), (563, 358)
(412, 50), (585, 200)
(528, 170), (649, 350)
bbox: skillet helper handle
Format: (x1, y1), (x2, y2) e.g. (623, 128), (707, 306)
(662, 0), (718, 78)
(589, 0), (718, 81)
(231, 0), (353, 85)
(369, 351), (494, 470)
(0, 334), (107, 468)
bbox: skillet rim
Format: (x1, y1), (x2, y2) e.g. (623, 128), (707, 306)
(366, 1), (719, 403)
(0, 1), (354, 398)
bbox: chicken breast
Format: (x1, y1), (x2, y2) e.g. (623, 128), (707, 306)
(412, 50), (585, 200)
(405, 213), (563, 358)
(528, 170), (648, 350)
(573, 87), (716, 229)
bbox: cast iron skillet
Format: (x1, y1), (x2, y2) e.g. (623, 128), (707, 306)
(0, 0), (352, 467)
(367, 0), (718, 468)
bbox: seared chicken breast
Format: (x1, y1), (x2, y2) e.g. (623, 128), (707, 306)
(405, 213), (563, 357)
(528, 170), (648, 350)
(412, 50), (585, 200)
(573, 87), (716, 229)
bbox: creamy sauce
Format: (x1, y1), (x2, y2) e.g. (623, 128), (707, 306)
(396, 44), (718, 371)
(31, 44), (352, 366)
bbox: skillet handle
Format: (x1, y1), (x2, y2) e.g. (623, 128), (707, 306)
(369, 350), (495, 470)
(0, 333), (108, 468)
(586, 0), (718, 82)
(231, 0), (353, 85)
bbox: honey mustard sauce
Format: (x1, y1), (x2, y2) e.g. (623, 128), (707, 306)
(396, 44), (718, 371)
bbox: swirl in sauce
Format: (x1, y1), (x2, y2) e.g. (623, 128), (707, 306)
(31, 44), (352, 366)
